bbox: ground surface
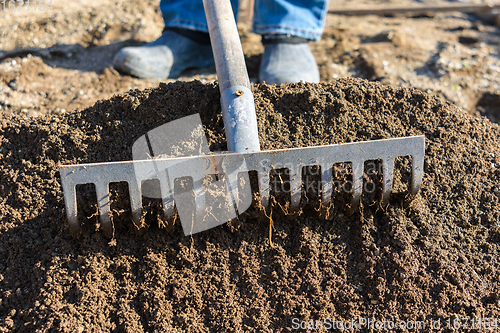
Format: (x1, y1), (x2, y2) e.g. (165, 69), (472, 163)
(1, 0), (499, 122)
(1, 0), (500, 332)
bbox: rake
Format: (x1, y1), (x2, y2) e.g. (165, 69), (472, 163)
(59, 0), (425, 238)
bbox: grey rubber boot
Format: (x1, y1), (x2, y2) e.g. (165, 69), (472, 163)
(259, 42), (320, 84)
(113, 30), (215, 79)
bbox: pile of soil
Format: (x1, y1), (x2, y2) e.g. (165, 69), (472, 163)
(0, 78), (499, 331)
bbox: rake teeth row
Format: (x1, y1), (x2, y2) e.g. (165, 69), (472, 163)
(60, 135), (425, 237)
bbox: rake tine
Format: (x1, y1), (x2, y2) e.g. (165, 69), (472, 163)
(63, 184), (80, 236)
(321, 164), (334, 204)
(289, 168), (302, 208)
(351, 160), (364, 207)
(222, 155), (248, 213)
(225, 172), (238, 211)
(193, 175), (207, 215)
(258, 172), (271, 207)
(155, 168), (175, 217)
(192, 176), (208, 233)
(225, 170), (254, 215)
(127, 179), (142, 228)
(410, 153), (425, 196)
(380, 158), (395, 206)
(95, 182), (113, 238)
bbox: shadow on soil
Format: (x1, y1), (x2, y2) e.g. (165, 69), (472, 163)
(0, 40), (263, 80)
(0, 39), (145, 73)
(476, 92), (500, 125)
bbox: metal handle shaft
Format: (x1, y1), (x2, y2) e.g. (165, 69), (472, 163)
(203, 0), (261, 153)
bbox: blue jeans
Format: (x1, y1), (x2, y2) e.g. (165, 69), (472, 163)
(160, 0), (329, 41)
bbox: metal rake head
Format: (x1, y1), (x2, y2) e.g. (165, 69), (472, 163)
(59, 135), (425, 238)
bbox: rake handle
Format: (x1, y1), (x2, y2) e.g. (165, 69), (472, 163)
(203, 0), (261, 153)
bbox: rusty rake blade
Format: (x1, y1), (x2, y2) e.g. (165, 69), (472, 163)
(59, 135), (425, 237)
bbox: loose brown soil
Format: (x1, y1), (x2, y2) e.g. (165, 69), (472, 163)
(2, 0), (500, 332)
(1, 78), (499, 332)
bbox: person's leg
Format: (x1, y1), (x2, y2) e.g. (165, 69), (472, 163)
(254, 0), (328, 41)
(113, 0), (238, 79)
(160, 0), (238, 32)
(254, 0), (329, 84)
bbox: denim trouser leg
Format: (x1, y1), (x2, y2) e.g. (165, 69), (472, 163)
(159, 0), (239, 33)
(253, 0), (329, 41)
(160, 0), (329, 41)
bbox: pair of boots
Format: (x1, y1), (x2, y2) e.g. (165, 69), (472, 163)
(113, 29), (319, 84)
